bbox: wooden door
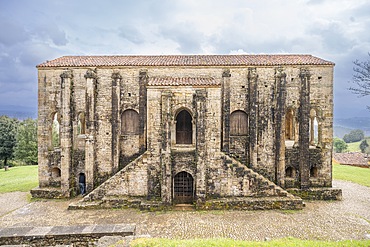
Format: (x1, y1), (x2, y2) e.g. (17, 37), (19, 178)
(173, 171), (194, 204)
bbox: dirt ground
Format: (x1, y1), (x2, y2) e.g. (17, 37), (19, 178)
(0, 180), (369, 241)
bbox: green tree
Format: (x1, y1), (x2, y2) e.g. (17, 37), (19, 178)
(360, 139), (369, 153)
(14, 118), (38, 165)
(343, 129), (365, 143)
(333, 138), (348, 153)
(0, 116), (18, 168)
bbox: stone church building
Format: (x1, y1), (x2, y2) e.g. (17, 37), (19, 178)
(33, 55), (341, 210)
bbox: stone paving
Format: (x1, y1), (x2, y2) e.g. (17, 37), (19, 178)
(0, 180), (369, 244)
(0, 224), (135, 246)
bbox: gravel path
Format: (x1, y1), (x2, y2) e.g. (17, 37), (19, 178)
(0, 180), (369, 241)
(0, 191), (29, 218)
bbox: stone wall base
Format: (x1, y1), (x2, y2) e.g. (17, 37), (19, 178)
(287, 187), (342, 200)
(69, 195), (304, 211)
(196, 196), (304, 210)
(68, 197), (168, 211)
(31, 187), (64, 199)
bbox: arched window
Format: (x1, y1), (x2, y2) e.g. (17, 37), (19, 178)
(77, 113), (85, 135)
(285, 108), (295, 140)
(51, 167), (61, 178)
(285, 167), (296, 178)
(310, 109), (319, 146)
(230, 110), (248, 136)
(122, 109), (139, 135)
(176, 110), (192, 144)
(52, 113), (60, 148)
(310, 167), (318, 178)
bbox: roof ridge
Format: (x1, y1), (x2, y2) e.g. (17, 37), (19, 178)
(37, 54), (335, 68)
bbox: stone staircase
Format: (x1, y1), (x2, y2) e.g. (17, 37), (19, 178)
(69, 151), (164, 210)
(70, 151), (303, 211)
(196, 153), (304, 210)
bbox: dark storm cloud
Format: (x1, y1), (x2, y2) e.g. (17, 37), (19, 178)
(0, 16), (28, 46)
(118, 25), (146, 45)
(160, 23), (205, 54)
(308, 21), (355, 53)
(0, 0), (369, 119)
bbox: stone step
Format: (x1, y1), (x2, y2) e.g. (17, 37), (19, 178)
(0, 224), (135, 246)
(173, 204), (195, 211)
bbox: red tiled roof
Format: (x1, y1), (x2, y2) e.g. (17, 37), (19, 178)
(333, 152), (369, 166)
(148, 77), (219, 86)
(37, 55), (334, 68)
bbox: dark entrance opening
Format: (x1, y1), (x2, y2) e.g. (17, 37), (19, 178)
(176, 110), (192, 144)
(173, 171), (194, 204)
(78, 173), (86, 195)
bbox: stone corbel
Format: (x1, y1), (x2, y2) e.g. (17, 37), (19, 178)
(299, 68), (311, 80)
(60, 69), (73, 79)
(222, 69), (231, 78)
(275, 67), (286, 79)
(248, 67), (258, 80)
(84, 68), (97, 79)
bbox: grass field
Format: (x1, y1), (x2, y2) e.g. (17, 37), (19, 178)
(332, 160), (370, 187)
(0, 165), (38, 193)
(346, 140), (361, 152)
(345, 137), (370, 152)
(130, 237), (370, 247)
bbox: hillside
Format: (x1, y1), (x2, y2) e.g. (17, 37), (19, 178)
(334, 117), (370, 138)
(0, 105), (37, 119)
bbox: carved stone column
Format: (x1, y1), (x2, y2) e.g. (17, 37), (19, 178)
(60, 70), (73, 196)
(111, 72), (121, 173)
(248, 68), (258, 168)
(160, 91), (172, 204)
(194, 89), (207, 202)
(84, 69), (97, 193)
(274, 68), (287, 187)
(298, 68), (311, 190)
(221, 69), (231, 153)
(139, 70), (148, 152)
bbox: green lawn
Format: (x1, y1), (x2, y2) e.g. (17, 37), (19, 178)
(130, 237), (370, 247)
(0, 165), (38, 193)
(332, 160), (370, 187)
(346, 140), (361, 152)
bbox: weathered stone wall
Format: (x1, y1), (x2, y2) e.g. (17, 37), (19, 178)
(83, 153), (148, 201)
(206, 153), (288, 198)
(36, 62), (335, 203)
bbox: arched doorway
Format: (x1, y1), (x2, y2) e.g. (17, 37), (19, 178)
(173, 171), (194, 204)
(176, 110), (192, 144)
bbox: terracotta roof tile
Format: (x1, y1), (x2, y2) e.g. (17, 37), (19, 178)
(333, 152), (369, 167)
(148, 77), (219, 86)
(37, 55), (334, 68)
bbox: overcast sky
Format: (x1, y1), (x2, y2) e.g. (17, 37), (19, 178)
(0, 0), (369, 119)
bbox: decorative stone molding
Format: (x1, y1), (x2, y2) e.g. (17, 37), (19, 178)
(84, 68), (97, 79)
(222, 69), (231, 78)
(60, 69), (73, 79)
(299, 68), (311, 79)
(275, 67), (286, 79)
(248, 67), (258, 80)
(111, 71), (122, 80)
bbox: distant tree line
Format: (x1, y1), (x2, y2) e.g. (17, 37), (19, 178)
(333, 129), (370, 154)
(343, 129), (365, 143)
(0, 115), (37, 168)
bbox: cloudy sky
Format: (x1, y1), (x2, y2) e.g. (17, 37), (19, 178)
(0, 0), (369, 119)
